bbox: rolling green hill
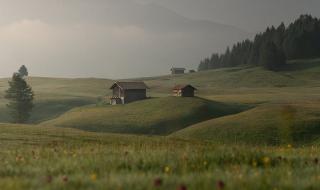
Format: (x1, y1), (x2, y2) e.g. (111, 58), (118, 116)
(0, 58), (319, 145)
(142, 58), (320, 104)
(171, 103), (320, 145)
(143, 59), (320, 89)
(0, 77), (113, 123)
(41, 97), (249, 135)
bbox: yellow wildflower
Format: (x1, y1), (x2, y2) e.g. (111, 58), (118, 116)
(262, 157), (271, 165)
(164, 166), (171, 173)
(90, 173), (97, 181)
(252, 160), (258, 167)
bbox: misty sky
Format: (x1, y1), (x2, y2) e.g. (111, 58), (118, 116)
(0, 0), (319, 79)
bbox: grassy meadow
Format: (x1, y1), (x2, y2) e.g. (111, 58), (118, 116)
(0, 77), (112, 123)
(41, 97), (249, 135)
(0, 124), (319, 190)
(0, 59), (320, 189)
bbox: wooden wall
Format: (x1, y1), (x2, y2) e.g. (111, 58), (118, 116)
(124, 89), (147, 103)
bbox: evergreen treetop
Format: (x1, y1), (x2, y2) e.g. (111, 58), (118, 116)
(5, 73), (34, 123)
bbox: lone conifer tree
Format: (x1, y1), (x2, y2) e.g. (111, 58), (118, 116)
(5, 73), (34, 123)
(18, 65), (28, 78)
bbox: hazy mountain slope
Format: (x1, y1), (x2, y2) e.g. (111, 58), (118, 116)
(150, 0), (320, 32)
(0, 0), (251, 78)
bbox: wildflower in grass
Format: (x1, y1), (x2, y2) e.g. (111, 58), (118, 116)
(314, 158), (319, 164)
(45, 175), (53, 183)
(252, 160), (257, 167)
(90, 173), (97, 181)
(287, 144), (292, 149)
(262, 156), (271, 166)
(15, 156), (24, 162)
(153, 177), (163, 187)
(177, 184), (187, 190)
(203, 161), (208, 166)
(216, 180), (225, 190)
(181, 153), (188, 161)
(62, 176), (68, 183)
(164, 166), (171, 173)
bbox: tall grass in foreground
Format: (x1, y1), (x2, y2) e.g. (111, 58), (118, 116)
(0, 131), (319, 190)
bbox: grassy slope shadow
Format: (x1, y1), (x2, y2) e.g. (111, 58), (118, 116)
(172, 104), (320, 146)
(41, 97), (252, 135)
(0, 98), (96, 124)
(30, 98), (97, 123)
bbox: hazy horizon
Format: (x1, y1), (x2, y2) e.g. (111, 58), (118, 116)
(0, 0), (319, 79)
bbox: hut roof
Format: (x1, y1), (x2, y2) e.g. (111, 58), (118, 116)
(173, 84), (197, 90)
(110, 81), (149, 90)
(171, 67), (186, 71)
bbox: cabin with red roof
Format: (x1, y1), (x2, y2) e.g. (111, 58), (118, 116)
(173, 84), (197, 97)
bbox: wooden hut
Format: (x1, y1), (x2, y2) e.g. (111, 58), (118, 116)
(171, 67), (186, 74)
(109, 81), (149, 105)
(173, 85), (197, 97)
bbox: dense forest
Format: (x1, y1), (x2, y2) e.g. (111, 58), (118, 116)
(198, 15), (320, 71)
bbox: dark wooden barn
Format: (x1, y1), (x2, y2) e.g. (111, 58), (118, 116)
(109, 81), (149, 105)
(173, 85), (197, 97)
(171, 67), (186, 74)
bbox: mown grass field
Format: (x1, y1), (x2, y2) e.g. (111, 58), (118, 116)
(0, 59), (320, 189)
(1, 59), (320, 124)
(0, 124), (319, 190)
(25, 59), (320, 146)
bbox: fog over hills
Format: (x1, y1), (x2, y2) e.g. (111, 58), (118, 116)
(149, 0), (320, 32)
(0, 0), (318, 78)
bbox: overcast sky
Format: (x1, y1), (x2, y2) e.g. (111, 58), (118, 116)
(0, 0), (319, 79)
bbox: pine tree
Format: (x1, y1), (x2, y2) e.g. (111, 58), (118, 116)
(18, 65), (29, 78)
(5, 73), (34, 123)
(198, 14), (320, 71)
(221, 47), (231, 67)
(259, 41), (286, 71)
